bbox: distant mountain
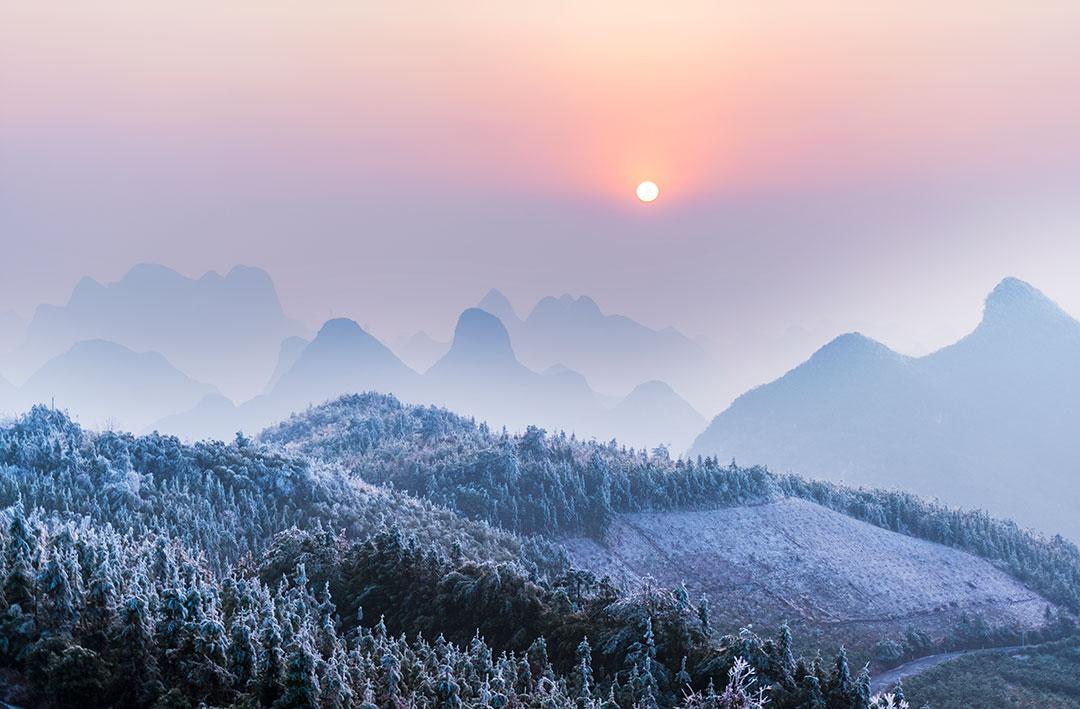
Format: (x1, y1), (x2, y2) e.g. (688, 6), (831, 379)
(4, 263), (308, 400)
(691, 277), (1080, 540)
(608, 380), (706, 452)
(261, 335), (310, 394)
(0, 309), (24, 355)
(19, 339), (217, 431)
(154, 318), (423, 439)
(476, 289), (719, 413)
(268, 318), (421, 410)
(0, 373), (15, 416)
(476, 288), (521, 331)
(425, 308), (596, 433)
(392, 331), (449, 372)
(156, 308), (704, 450)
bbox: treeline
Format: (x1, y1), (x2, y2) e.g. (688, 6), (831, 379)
(0, 405), (564, 576)
(262, 393), (1080, 613)
(260, 393), (777, 538)
(0, 508), (903, 708)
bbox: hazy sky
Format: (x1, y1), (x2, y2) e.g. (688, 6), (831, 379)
(3, 1), (1080, 357)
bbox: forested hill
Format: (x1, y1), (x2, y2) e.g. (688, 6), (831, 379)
(0, 406), (918, 707)
(259, 393), (776, 538)
(262, 393), (1080, 613)
(0, 405), (553, 571)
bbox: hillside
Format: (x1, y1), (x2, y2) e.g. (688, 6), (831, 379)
(0, 406), (917, 708)
(566, 499), (1055, 660)
(691, 277), (1080, 541)
(263, 393), (1080, 663)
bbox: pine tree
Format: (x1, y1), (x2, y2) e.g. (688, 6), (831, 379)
(698, 594), (712, 636)
(777, 624), (796, 685)
(37, 555), (78, 634)
(894, 677), (907, 705)
(257, 616), (286, 706)
(574, 636), (595, 705)
(676, 655), (692, 693)
(828, 647), (853, 706)
(227, 612), (258, 691)
(852, 664), (872, 709)
(276, 641), (320, 709)
(113, 595), (160, 706)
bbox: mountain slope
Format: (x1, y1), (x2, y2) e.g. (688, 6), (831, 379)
(19, 339), (217, 431)
(5, 263), (307, 400)
(566, 498), (1055, 658)
(691, 278), (1080, 540)
(154, 318), (423, 439)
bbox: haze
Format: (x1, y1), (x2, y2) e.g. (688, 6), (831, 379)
(4, 0), (1080, 372)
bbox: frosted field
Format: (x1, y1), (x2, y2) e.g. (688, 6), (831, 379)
(566, 498), (1053, 651)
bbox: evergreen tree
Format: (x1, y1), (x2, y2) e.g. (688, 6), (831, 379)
(276, 641), (320, 709)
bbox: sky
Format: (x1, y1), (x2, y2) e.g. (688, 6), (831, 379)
(3, 1), (1080, 364)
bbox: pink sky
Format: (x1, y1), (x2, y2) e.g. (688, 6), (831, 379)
(3, 1), (1080, 378)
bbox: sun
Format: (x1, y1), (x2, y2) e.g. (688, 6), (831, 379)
(635, 180), (660, 203)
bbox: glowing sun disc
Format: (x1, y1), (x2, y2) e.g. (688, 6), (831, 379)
(636, 181), (660, 203)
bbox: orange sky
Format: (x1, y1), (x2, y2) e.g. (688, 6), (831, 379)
(3, 0), (1080, 373)
(6, 1), (1080, 203)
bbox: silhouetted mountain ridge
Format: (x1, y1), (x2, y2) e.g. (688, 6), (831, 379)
(692, 277), (1080, 541)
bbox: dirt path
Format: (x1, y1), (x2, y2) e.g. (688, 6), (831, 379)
(871, 645), (1024, 693)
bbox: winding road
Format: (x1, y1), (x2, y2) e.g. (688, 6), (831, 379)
(871, 645), (1025, 693)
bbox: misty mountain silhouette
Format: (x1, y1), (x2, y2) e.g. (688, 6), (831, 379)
(608, 380), (707, 452)
(476, 288), (521, 330)
(156, 307), (704, 452)
(269, 318), (421, 407)
(3, 264), (307, 401)
(262, 336), (310, 394)
(0, 310), (23, 355)
(19, 339), (217, 431)
(392, 331), (449, 372)
(691, 277), (1080, 540)
(475, 289), (719, 413)
(0, 373), (14, 415)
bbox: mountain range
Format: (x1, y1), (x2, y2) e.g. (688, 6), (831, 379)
(692, 277), (1080, 541)
(159, 308), (705, 452)
(1, 263), (307, 401)
(472, 288), (722, 412)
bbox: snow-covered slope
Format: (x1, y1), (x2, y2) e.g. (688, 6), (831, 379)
(566, 498), (1057, 656)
